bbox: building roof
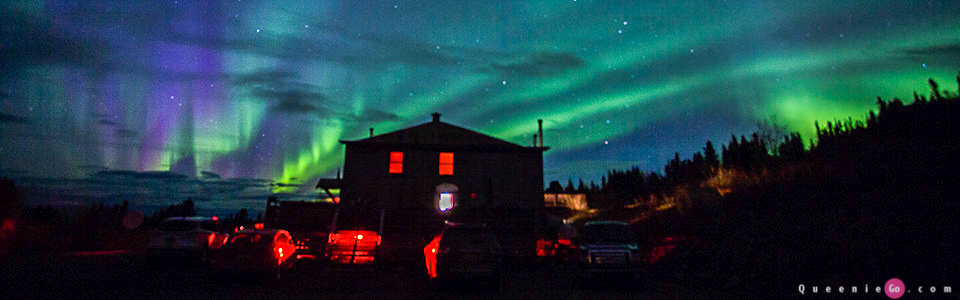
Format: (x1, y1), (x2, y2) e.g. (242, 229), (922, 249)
(341, 113), (547, 151)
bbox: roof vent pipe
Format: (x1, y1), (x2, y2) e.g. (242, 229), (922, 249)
(432, 112), (441, 123)
(533, 134), (538, 147)
(537, 119), (544, 147)
(369, 127), (374, 138)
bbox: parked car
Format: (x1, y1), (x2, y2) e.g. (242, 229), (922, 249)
(147, 216), (229, 261)
(212, 228), (296, 279)
(423, 222), (502, 288)
(572, 221), (644, 281)
(326, 229), (380, 264)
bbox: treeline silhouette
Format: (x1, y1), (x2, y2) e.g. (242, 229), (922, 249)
(1, 190), (258, 252)
(626, 74), (960, 296)
(553, 74), (960, 214)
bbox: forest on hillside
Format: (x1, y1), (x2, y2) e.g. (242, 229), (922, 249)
(566, 74), (960, 296)
(552, 74), (960, 216)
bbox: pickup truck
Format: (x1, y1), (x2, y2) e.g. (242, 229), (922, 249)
(572, 221), (644, 281)
(147, 216), (229, 262)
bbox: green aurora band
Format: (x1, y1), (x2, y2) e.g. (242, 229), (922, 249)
(1, 0), (958, 190)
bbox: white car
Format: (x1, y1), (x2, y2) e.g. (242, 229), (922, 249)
(147, 216), (229, 261)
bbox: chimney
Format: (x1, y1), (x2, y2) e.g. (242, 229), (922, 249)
(432, 112), (441, 123)
(533, 134), (538, 147)
(537, 119), (543, 147)
(369, 127), (374, 138)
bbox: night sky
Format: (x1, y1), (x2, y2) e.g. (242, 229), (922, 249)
(2, 0), (959, 188)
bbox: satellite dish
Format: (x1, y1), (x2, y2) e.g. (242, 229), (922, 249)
(123, 211), (144, 230)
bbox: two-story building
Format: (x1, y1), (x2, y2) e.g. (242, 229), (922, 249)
(322, 113), (548, 259)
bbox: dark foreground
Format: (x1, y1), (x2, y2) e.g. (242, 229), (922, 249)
(0, 252), (735, 299)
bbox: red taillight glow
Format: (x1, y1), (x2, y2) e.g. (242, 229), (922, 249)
(238, 226), (244, 231)
(328, 232), (338, 244)
(254, 223), (264, 229)
(357, 234), (364, 240)
(212, 216), (218, 221)
(423, 235), (442, 279)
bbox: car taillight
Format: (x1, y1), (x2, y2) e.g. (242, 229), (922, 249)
(328, 232), (338, 244)
(356, 234), (363, 240)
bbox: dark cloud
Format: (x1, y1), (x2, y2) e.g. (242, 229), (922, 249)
(96, 119), (120, 126)
(254, 88), (329, 115)
(234, 68), (333, 115)
(238, 69), (403, 123)
(0, 11), (107, 73)
(349, 109), (403, 123)
(486, 52), (584, 77)
(894, 44), (960, 62)
(232, 69), (299, 87)
(114, 128), (139, 138)
(0, 113), (29, 124)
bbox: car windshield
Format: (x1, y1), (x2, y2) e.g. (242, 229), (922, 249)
(229, 233), (267, 246)
(580, 223), (635, 244)
(157, 220), (198, 232)
(440, 228), (499, 249)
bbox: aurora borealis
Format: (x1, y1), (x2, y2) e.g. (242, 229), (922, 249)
(2, 0), (959, 191)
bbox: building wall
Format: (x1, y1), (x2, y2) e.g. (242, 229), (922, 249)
(341, 145), (544, 212)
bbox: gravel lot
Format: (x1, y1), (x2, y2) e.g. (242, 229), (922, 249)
(0, 252), (730, 299)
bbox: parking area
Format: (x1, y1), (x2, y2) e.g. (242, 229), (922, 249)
(0, 252), (724, 299)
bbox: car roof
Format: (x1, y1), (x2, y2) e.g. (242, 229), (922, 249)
(443, 221), (488, 228)
(584, 220), (629, 226)
(162, 216), (217, 222)
(235, 228), (288, 236)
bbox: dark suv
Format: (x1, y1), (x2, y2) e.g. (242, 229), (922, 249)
(573, 221), (644, 280)
(424, 223), (502, 288)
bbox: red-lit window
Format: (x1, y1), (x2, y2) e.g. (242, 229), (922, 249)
(439, 152), (453, 175)
(389, 152), (403, 174)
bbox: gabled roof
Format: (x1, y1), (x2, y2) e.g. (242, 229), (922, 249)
(341, 113), (545, 151)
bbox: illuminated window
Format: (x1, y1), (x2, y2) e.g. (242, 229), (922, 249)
(439, 152), (453, 175)
(389, 152), (403, 174)
(439, 193), (453, 212)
